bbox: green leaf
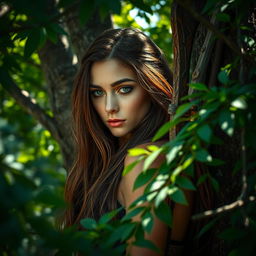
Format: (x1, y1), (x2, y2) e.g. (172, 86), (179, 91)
(166, 142), (183, 164)
(197, 124), (212, 143)
(153, 121), (172, 141)
(135, 224), (144, 240)
(143, 148), (162, 171)
(128, 148), (149, 156)
(218, 227), (246, 241)
(181, 92), (204, 101)
(147, 145), (159, 152)
(231, 97), (247, 109)
(154, 201), (172, 227)
(133, 239), (159, 252)
(195, 149), (212, 163)
(122, 206), (145, 221)
(184, 163), (194, 177)
(189, 83), (208, 91)
(197, 173), (208, 186)
(99, 207), (123, 224)
(196, 217), (219, 238)
(80, 218), (97, 229)
(129, 0), (153, 14)
(123, 158), (141, 176)
(181, 157), (194, 171)
(174, 102), (196, 119)
(45, 25), (58, 43)
(13, 30), (31, 41)
(106, 223), (136, 245)
(170, 188), (188, 205)
(155, 186), (168, 207)
(120, 223), (136, 241)
(24, 29), (44, 58)
(176, 176), (196, 190)
(218, 70), (229, 84)
(50, 23), (68, 36)
(149, 174), (168, 192)
(142, 211), (154, 233)
(129, 194), (148, 209)
(133, 168), (156, 190)
(198, 106), (218, 120)
(218, 110), (234, 136)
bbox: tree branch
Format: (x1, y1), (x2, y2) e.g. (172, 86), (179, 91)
(1, 76), (70, 155)
(188, 10), (217, 96)
(192, 196), (255, 220)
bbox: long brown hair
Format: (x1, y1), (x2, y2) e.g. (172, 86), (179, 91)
(64, 28), (173, 226)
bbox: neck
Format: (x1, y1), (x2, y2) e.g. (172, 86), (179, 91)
(118, 133), (132, 147)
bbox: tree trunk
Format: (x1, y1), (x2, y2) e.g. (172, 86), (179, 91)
(64, 9), (113, 62)
(170, 0), (251, 255)
(37, 3), (112, 170)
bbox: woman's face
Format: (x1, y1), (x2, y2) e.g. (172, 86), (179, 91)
(90, 58), (151, 138)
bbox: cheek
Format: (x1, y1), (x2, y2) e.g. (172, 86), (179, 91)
(125, 93), (151, 117)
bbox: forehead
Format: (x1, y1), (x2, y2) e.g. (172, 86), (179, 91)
(90, 58), (136, 85)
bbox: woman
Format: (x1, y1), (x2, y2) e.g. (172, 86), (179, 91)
(64, 28), (192, 255)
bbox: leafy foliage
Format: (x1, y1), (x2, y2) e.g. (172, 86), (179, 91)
(0, 0), (256, 255)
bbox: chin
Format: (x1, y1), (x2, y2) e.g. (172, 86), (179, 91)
(110, 129), (129, 138)
(111, 132), (126, 138)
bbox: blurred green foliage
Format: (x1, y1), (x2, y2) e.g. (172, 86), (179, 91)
(0, 0), (256, 255)
(113, 0), (173, 63)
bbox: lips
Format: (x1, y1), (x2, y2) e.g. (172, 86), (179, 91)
(107, 119), (126, 127)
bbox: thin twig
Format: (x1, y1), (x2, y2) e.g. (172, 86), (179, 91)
(192, 196), (255, 220)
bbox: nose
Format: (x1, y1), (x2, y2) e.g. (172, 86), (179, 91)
(105, 93), (119, 114)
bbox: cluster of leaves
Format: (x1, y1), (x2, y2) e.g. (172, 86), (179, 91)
(1, 0), (256, 255)
(113, 0), (173, 62)
(54, 70), (256, 255)
(0, 0), (174, 255)
(0, 88), (66, 254)
(2, 81), (255, 255)
(121, 71), (256, 254)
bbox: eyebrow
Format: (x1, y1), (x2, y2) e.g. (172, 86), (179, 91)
(90, 78), (136, 88)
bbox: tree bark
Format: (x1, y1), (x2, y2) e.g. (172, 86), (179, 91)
(64, 9), (113, 62)
(171, 0), (256, 255)
(170, 1), (244, 255)
(34, 1), (112, 170)
(38, 38), (76, 170)
(170, 0), (201, 106)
